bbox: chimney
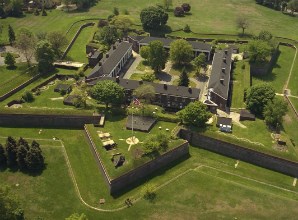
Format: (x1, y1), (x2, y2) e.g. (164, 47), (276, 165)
(224, 50), (228, 55)
(164, 83), (167, 89)
(116, 76), (120, 83)
(98, 61), (102, 66)
(188, 86), (192, 93)
(222, 67), (226, 73)
(203, 40), (206, 43)
(220, 78), (224, 84)
(106, 53), (109, 58)
(223, 57), (226, 63)
(113, 45), (116, 50)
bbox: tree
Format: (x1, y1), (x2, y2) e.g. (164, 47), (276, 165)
(140, 46), (150, 61)
(246, 83), (275, 116)
(177, 101), (212, 127)
(174, 6), (184, 17)
(5, 0), (23, 17)
(47, 31), (68, 57)
(141, 183), (156, 201)
(97, 25), (119, 46)
(163, 0), (172, 10)
(147, 40), (167, 73)
(15, 28), (36, 66)
(22, 91), (34, 102)
(192, 53), (207, 74)
(0, 144), (7, 167)
(65, 213), (88, 220)
(16, 138), (29, 170)
(143, 133), (169, 154)
(90, 80), (125, 108)
(5, 136), (17, 167)
(110, 15), (133, 36)
(236, 17), (249, 35)
(181, 3), (191, 12)
(183, 24), (191, 33)
(133, 84), (155, 104)
(4, 52), (15, 68)
(36, 40), (55, 74)
(247, 40), (273, 63)
(178, 67), (189, 87)
(288, 0), (298, 15)
(169, 39), (193, 65)
(140, 6), (168, 30)
(8, 25), (15, 45)
(258, 30), (273, 41)
(0, 185), (24, 220)
(25, 141), (45, 172)
(264, 98), (288, 128)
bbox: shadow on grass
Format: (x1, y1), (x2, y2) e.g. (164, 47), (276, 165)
(6, 66), (17, 70)
(111, 153), (190, 198)
(156, 71), (172, 82)
(172, 63), (195, 73)
(0, 164), (47, 177)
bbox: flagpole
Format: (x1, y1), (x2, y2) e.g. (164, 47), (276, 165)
(131, 107), (134, 140)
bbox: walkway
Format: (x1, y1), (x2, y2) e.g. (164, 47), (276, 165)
(122, 51), (142, 79)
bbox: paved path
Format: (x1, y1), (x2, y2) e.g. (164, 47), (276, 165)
(123, 51), (142, 79)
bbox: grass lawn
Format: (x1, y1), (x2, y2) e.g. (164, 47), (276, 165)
(289, 97), (298, 112)
(0, 63), (37, 97)
(22, 79), (75, 109)
(85, 116), (183, 178)
(252, 46), (296, 93)
(231, 60), (251, 108)
(1, 126), (298, 219)
(199, 116), (298, 162)
(288, 46), (298, 96)
(66, 25), (96, 62)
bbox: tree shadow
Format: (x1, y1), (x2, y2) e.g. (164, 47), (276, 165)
(146, 25), (172, 37)
(155, 71), (172, 82)
(172, 63), (194, 73)
(6, 66), (17, 70)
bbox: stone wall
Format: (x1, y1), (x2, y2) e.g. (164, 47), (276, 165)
(179, 129), (298, 177)
(0, 114), (101, 128)
(61, 22), (95, 60)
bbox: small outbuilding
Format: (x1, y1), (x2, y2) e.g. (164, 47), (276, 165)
(217, 117), (232, 133)
(63, 95), (79, 106)
(54, 84), (72, 94)
(239, 109), (256, 121)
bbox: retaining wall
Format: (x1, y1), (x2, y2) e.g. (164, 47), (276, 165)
(179, 129), (298, 177)
(0, 114), (101, 128)
(84, 125), (189, 194)
(61, 22), (95, 60)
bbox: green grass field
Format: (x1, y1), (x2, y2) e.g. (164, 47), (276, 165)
(231, 60), (251, 108)
(252, 46), (296, 93)
(1, 126), (298, 219)
(0, 63), (36, 96)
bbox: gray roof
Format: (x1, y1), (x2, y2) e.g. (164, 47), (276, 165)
(138, 36), (212, 52)
(208, 48), (233, 100)
(128, 35), (146, 42)
(217, 117), (232, 126)
(87, 41), (132, 80)
(89, 77), (200, 99)
(90, 51), (101, 59)
(55, 84), (71, 91)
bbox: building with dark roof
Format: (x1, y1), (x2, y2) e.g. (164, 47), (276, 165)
(216, 116), (232, 132)
(86, 41), (133, 81)
(54, 84), (72, 94)
(205, 48), (233, 111)
(88, 50), (103, 67)
(88, 77), (200, 110)
(128, 36), (212, 60)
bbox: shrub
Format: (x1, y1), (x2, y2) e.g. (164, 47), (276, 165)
(141, 73), (155, 82)
(60, 90), (67, 96)
(181, 3), (191, 12)
(183, 24), (191, 33)
(107, 14), (115, 21)
(98, 19), (109, 28)
(123, 9), (129, 15)
(174, 6), (184, 17)
(22, 91), (34, 102)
